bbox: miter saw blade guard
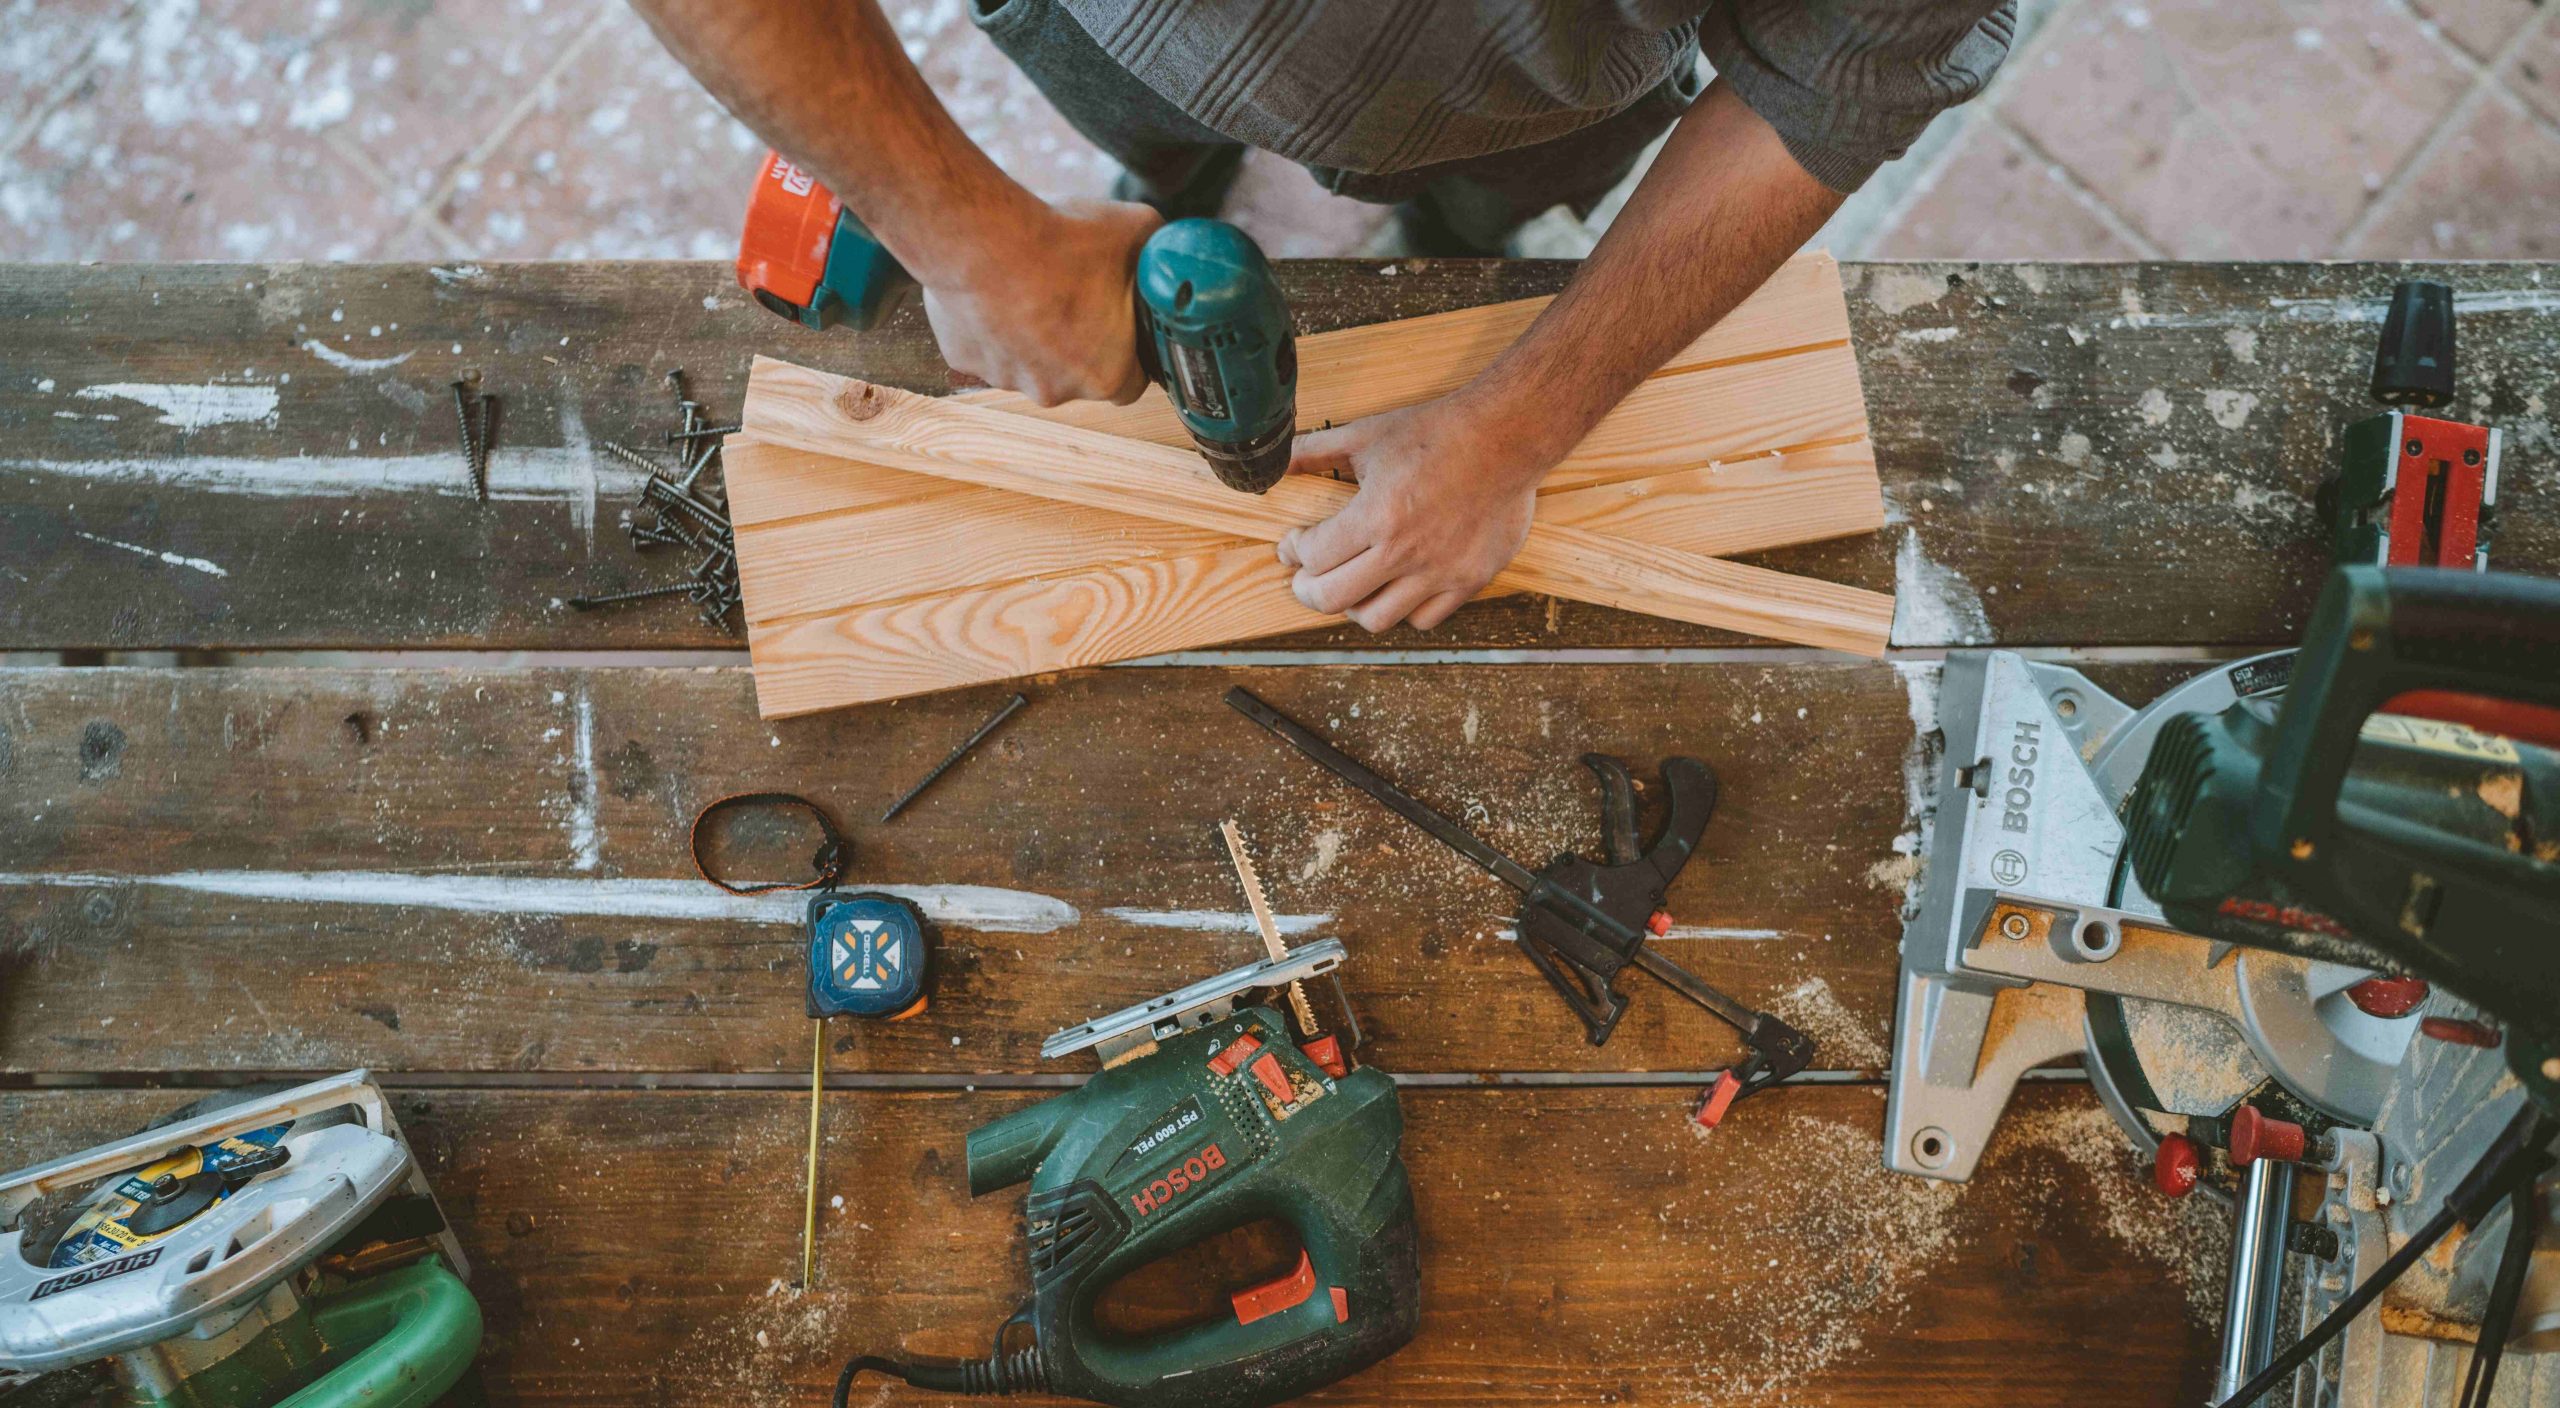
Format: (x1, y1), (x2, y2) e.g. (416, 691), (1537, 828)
(0, 1070), (480, 1407)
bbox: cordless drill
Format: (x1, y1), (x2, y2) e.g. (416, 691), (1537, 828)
(736, 152), (1301, 493)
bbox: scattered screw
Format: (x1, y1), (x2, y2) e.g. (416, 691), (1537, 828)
(667, 422), (744, 443)
(881, 693), (1030, 822)
(569, 581), (704, 611)
(449, 379), (483, 501)
(473, 393), (500, 500)
(604, 441), (677, 480)
(677, 439), (721, 495)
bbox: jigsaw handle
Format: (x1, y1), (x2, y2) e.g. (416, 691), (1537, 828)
(1069, 1170), (1420, 1408)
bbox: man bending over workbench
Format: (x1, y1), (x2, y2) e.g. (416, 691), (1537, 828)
(636, 0), (2012, 631)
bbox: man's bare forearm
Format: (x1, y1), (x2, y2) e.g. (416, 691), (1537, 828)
(1456, 79), (1845, 483)
(628, 0), (1040, 285)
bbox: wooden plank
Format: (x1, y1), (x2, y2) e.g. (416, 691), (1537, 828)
(744, 543), (1339, 714)
(951, 251), (1859, 478)
(724, 434), (1881, 715)
(0, 659), (1998, 1077)
(727, 341), (1876, 529)
(0, 1083), (2225, 1408)
(7, 261), (2554, 651)
(737, 366), (1893, 658)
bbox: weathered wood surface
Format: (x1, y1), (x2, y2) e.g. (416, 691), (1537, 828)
(0, 1084), (2226, 1408)
(0, 659), (1985, 1077)
(6, 261), (2554, 651)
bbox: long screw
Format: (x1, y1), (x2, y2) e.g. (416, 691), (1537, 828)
(449, 379), (482, 500)
(568, 581), (700, 610)
(604, 441), (675, 480)
(667, 423), (743, 444)
(473, 393), (500, 502)
(880, 693), (1029, 822)
(676, 439), (720, 495)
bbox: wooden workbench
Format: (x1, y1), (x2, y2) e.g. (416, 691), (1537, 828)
(2, 260), (2554, 1406)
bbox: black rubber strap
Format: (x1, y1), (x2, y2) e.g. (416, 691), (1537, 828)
(689, 792), (848, 896)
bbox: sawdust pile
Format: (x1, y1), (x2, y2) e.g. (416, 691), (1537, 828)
(1630, 1094), (2230, 1405)
(1659, 1109), (1968, 1404)
(1769, 976), (1891, 1070)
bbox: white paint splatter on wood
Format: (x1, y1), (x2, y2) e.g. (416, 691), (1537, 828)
(569, 689), (601, 871)
(2202, 389), (2258, 429)
(1099, 907), (1331, 936)
(73, 382), (278, 431)
(10, 450), (647, 501)
(71, 530), (228, 577)
(1889, 530), (1990, 648)
(0, 870), (1083, 933)
(300, 339), (415, 373)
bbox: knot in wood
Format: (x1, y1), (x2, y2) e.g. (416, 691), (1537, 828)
(837, 384), (885, 422)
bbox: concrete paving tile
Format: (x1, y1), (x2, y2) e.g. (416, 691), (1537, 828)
(2347, 88), (2560, 258)
(885, 0), (1118, 205)
(0, 0), (404, 260)
(282, 0), (611, 205)
(1867, 121), (2145, 259)
(0, 0), (132, 139)
(433, 2), (1137, 259)
(2407, 0), (2536, 61)
(428, 7), (763, 259)
(2001, 0), (2472, 257)
(2501, 11), (2560, 129)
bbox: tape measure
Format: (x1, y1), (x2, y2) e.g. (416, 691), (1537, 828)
(806, 891), (931, 1021)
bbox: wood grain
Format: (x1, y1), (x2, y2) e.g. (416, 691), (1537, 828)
(952, 252), (1861, 485)
(0, 657), (2124, 1077)
(725, 343), (1876, 531)
(722, 432), (1882, 716)
(0, 1083), (2224, 1408)
(743, 544), (1337, 716)
(738, 365), (1893, 657)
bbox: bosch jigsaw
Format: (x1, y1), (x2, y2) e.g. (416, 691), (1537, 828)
(842, 933), (1418, 1408)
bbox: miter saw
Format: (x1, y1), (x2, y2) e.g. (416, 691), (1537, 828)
(1887, 566), (2559, 1407)
(0, 1071), (481, 1408)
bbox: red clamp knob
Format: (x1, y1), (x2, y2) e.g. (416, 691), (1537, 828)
(2230, 1106), (2307, 1166)
(2153, 1133), (2202, 1197)
(1647, 912), (1673, 937)
(2345, 976), (2429, 1018)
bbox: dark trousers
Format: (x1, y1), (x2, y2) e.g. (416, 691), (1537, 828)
(969, 0), (1703, 251)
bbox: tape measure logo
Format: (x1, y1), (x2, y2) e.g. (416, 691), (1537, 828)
(834, 918), (901, 992)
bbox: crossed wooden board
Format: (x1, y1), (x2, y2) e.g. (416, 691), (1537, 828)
(727, 251), (1895, 719)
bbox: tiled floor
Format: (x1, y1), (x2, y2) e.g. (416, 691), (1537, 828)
(2, 0), (2555, 264)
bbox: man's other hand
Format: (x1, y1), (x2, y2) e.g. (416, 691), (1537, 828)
(923, 197), (1161, 407)
(1274, 395), (1549, 633)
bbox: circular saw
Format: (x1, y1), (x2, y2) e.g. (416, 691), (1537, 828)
(0, 1070), (481, 1408)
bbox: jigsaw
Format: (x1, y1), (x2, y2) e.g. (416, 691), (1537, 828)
(1886, 566), (2559, 1408)
(0, 1071), (481, 1408)
(840, 893), (1417, 1408)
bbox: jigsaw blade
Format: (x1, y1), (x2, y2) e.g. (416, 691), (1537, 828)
(1221, 819), (1321, 1039)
